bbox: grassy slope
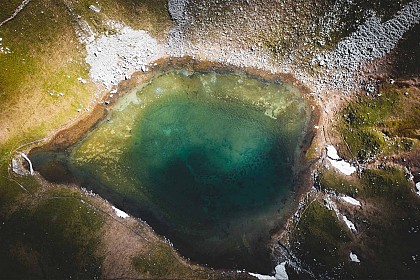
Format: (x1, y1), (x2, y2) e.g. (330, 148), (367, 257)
(0, 0), (196, 278)
(293, 62), (420, 278)
(339, 85), (419, 162)
(311, 167), (420, 279)
(290, 5), (420, 275)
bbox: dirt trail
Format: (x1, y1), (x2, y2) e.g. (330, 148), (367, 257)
(0, 0), (31, 28)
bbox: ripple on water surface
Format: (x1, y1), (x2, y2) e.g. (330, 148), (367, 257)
(31, 70), (308, 273)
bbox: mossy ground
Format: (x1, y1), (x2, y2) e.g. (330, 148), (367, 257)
(291, 201), (351, 278)
(132, 242), (210, 279)
(0, 179), (104, 279)
(0, 1), (198, 278)
(338, 84), (419, 163)
(301, 166), (420, 279)
(292, 78), (420, 278)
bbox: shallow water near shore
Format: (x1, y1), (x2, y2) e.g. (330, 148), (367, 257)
(31, 70), (308, 273)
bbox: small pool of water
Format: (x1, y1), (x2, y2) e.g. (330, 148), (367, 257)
(31, 70), (308, 273)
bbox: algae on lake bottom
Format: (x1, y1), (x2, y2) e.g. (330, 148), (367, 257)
(31, 70), (308, 273)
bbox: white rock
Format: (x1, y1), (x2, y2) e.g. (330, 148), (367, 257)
(350, 252), (360, 263)
(275, 262), (289, 280)
(341, 196), (361, 207)
(248, 272), (275, 280)
(326, 145), (341, 160)
(343, 215), (357, 232)
(85, 27), (164, 88)
(77, 77), (87, 84)
(415, 182), (420, 196)
(111, 206), (129, 218)
(89, 5), (100, 13)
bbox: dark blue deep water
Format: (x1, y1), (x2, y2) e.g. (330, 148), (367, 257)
(31, 71), (308, 273)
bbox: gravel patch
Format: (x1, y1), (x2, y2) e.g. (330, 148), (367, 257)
(324, 0), (420, 71)
(81, 0), (420, 95)
(85, 27), (166, 88)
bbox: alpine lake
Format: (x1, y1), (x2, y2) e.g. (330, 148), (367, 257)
(30, 62), (312, 273)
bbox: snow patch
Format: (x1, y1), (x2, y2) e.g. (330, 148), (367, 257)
(248, 263), (288, 280)
(350, 252), (360, 263)
(326, 145), (356, 175)
(341, 195), (361, 207)
(326, 0), (420, 71)
(326, 145), (341, 160)
(248, 272), (275, 280)
(328, 160), (357, 176)
(20, 153), (34, 175)
(275, 262), (289, 280)
(112, 206), (129, 218)
(325, 193), (359, 233)
(343, 215), (357, 232)
(324, 195), (340, 218)
(415, 182), (420, 196)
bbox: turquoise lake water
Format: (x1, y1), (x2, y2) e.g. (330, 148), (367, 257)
(31, 70), (308, 273)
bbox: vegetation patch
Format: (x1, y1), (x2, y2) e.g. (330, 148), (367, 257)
(301, 166), (420, 279)
(132, 243), (209, 279)
(339, 84), (419, 162)
(0, 192), (103, 279)
(318, 170), (361, 197)
(291, 201), (350, 278)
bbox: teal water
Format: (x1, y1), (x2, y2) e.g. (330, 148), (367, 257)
(31, 70), (308, 273)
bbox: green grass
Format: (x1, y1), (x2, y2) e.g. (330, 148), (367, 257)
(300, 166), (420, 279)
(64, 0), (170, 38)
(318, 170), (361, 197)
(318, 166), (415, 205)
(291, 201), (350, 278)
(0, 191), (104, 279)
(132, 242), (209, 279)
(360, 166), (414, 201)
(0, 1), (169, 278)
(340, 85), (419, 162)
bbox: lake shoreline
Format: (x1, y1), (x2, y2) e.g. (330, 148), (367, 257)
(28, 56), (321, 274)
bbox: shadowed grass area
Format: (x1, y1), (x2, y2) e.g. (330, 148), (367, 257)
(132, 243), (209, 279)
(0, 0), (174, 278)
(291, 201), (350, 278)
(0, 188), (104, 279)
(304, 167), (420, 279)
(392, 22), (420, 78)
